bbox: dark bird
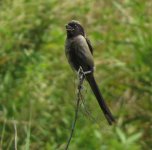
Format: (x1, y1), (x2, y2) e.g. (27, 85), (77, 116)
(65, 20), (115, 125)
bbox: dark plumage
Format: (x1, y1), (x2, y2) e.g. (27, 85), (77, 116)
(65, 20), (115, 125)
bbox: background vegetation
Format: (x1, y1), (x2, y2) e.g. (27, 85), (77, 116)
(0, 0), (151, 149)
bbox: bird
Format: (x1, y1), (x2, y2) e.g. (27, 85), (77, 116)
(65, 20), (115, 125)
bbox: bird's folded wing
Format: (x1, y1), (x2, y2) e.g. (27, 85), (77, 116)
(71, 35), (94, 71)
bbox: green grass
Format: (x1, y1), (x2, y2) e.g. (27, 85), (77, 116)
(0, 0), (152, 149)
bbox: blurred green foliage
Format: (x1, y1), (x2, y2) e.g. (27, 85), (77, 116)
(0, 0), (151, 149)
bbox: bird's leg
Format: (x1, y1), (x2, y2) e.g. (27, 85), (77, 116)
(77, 66), (85, 90)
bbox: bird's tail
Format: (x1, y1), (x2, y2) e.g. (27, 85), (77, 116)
(86, 73), (115, 125)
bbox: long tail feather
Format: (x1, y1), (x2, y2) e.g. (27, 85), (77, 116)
(86, 73), (115, 125)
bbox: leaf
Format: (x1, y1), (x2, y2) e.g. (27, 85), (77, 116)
(116, 127), (126, 143)
(127, 132), (142, 144)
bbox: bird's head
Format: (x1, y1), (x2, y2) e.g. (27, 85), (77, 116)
(65, 20), (85, 38)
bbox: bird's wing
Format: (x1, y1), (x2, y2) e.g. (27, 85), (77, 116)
(85, 38), (93, 54)
(69, 35), (94, 71)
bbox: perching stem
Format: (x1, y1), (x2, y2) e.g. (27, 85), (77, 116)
(65, 67), (85, 150)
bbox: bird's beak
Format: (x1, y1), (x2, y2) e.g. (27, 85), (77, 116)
(65, 24), (74, 31)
